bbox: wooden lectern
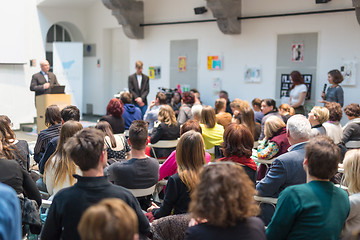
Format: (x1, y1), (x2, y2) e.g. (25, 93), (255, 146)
(36, 94), (71, 133)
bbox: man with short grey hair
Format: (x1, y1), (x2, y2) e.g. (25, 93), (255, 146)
(256, 114), (311, 225)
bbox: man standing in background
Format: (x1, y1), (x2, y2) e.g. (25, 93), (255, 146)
(128, 60), (149, 116)
(30, 60), (59, 97)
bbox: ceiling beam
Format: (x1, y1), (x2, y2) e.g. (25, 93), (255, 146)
(206, 0), (241, 34)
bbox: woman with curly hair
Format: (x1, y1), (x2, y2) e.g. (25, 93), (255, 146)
(150, 105), (180, 159)
(218, 124), (257, 182)
(343, 149), (360, 233)
(147, 130), (206, 220)
(321, 69), (344, 107)
(185, 163), (265, 240)
(323, 102), (343, 144)
(44, 121), (83, 196)
(99, 98), (125, 134)
(342, 103), (360, 149)
(177, 92), (195, 125)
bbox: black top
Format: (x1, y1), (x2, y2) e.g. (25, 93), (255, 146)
(39, 136), (59, 174)
(342, 121), (360, 144)
(34, 124), (61, 163)
(99, 115), (125, 134)
(150, 122), (180, 158)
(106, 157), (159, 189)
(12, 140), (30, 171)
(0, 158), (41, 206)
(152, 173), (190, 219)
(128, 73), (150, 105)
(41, 175), (150, 240)
(226, 100), (233, 115)
(185, 217), (266, 240)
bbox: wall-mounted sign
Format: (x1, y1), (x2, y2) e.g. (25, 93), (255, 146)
(149, 66), (161, 79)
(178, 56), (186, 72)
(207, 56), (222, 70)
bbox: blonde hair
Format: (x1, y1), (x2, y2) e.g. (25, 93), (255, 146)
(158, 105), (177, 126)
(279, 104), (290, 114)
(264, 116), (286, 139)
(135, 60), (143, 68)
(310, 106), (329, 124)
(176, 131), (206, 192)
(78, 198), (138, 240)
(343, 149), (360, 194)
(44, 121), (83, 187)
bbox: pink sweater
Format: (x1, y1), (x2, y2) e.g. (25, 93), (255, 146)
(159, 150), (211, 180)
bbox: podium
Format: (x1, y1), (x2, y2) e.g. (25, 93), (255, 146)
(36, 94), (71, 133)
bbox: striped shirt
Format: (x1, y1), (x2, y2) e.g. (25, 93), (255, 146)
(33, 124), (61, 163)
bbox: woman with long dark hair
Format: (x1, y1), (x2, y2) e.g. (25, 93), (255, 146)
(289, 71), (307, 115)
(147, 130), (206, 220)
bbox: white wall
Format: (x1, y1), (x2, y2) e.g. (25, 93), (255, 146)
(1, 0), (360, 128)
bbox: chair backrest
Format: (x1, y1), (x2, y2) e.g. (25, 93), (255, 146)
(128, 185), (156, 198)
(149, 139), (179, 148)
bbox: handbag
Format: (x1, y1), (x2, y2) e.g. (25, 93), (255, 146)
(18, 194), (42, 234)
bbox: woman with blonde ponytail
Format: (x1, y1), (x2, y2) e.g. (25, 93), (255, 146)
(147, 130), (206, 220)
(44, 121), (83, 197)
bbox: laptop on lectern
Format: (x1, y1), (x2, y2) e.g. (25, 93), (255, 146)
(49, 85), (65, 94)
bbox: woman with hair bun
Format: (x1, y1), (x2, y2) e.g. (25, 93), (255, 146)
(186, 163), (266, 240)
(321, 69), (344, 107)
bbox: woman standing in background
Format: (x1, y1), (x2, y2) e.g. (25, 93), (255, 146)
(320, 69), (344, 107)
(289, 71), (307, 115)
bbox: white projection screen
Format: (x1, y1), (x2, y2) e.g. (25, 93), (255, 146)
(0, 0), (26, 64)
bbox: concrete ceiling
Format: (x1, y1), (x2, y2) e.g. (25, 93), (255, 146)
(37, 0), (98, 8)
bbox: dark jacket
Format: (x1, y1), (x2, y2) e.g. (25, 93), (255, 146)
(41, 175), (150, 240)
(150, 122), (180, 158)
(342, 119), (360, 148)
(123, 104), (142, 130)
(30, 71), (59, 96)
(99, 115), (125, 134)
(128, 73), (150, 105)
(259, 111), (282, 140)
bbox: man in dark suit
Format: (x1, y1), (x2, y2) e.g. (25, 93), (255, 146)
(256, 115), (311, 225)
(128, 60), (149, 116)
(30, 60), (59, 97)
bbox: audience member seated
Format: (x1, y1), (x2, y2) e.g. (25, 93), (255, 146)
(278, 103), (292, 124)
(308, 106), (329, 137)
(150, 105), (180, 159)
(78, 198), (139, 240)
(0, 115), (29, 170)
(215, 98), (232, 129)
(342, 103), (360, 149)
(219, 90), (233, 115)
(342, 149), (360, 234)
(256, 115), (310, 225)
(95, 121), (130, 162)
(190, 88), (202, 105)
(144, 92), (167, 131)
(159, 120), (211, 181)
(252, 98), (264, 124)
(218, 124), (257, 182)
(259, 99), (282, 140)
(0, 135), (41, 207)
(41, 128), (150, 239)
(171, 91), (182, 118)
(107, 120), (159, 209)
(232, 107), (260, 141)
(191, 104), (203, 122)
(120, 91), (142, 130)
(256, 116), (290, 180)
(178, 92), (195, 125)
(186, 163), (266, 240)
(34, 104), (61, 163)
(147, 130), (206, 220)
(230, 98), (251, 117)
(200, 106), (224, 157)
(44, 121), (83, 197)
(39, 105), (80, 174)
(0, 182), (22, 240)
(266, 136), (349, 240)
(323, 102), (343, 144)
(99, 98), (125, 134)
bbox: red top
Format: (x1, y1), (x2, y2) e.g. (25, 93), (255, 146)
(218, 155), (257, 171)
